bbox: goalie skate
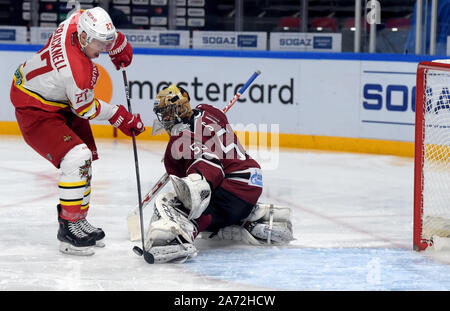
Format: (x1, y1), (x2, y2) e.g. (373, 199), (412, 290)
(247, 202), (292, 223)
(205, 202), (294, 245)
(209, 221), (293, 245)
(246, 221), (293, 244)
(247, 202), (294, 244)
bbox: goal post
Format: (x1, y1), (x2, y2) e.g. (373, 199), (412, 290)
(414, 60), (450, 251)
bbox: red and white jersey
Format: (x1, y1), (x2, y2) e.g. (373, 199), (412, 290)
(164, 104), (263, 205)
(12, 10), (114, 120)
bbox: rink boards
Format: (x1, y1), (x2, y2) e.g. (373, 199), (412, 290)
(0, 45), (437, 157)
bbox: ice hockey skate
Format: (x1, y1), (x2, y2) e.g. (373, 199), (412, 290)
(57, 217), (96, 256)
(57, 205), (95, 256)
(57, 204), (105, 248)
(76, 218), (106, 248)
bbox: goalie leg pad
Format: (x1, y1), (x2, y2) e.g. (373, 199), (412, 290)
(149, 243), (198, 264)
(151, 192), (197, 243)
(144, 193), (198, 263)
(146, 218), (183, 247)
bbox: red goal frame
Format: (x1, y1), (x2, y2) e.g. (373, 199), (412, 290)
(414, 60), (450, 251)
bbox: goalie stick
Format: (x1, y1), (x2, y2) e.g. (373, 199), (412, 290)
(127, 69), (262, 242)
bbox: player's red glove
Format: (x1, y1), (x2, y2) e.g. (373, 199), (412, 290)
(109, 105), (145, 136)
(108, 32), (133, 70)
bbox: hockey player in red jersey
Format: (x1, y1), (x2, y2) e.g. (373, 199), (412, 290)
(144, 84), (293, 263)
(9, 7), (145, 256)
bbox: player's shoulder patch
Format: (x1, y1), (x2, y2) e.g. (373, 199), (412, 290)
(195, 104), (218, 112)
(195, 104), (228, 125)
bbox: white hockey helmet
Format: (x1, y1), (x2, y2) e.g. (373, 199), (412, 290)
(77, 7), (116, 51)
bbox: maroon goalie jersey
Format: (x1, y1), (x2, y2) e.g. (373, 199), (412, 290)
(163, 104), (262, 205)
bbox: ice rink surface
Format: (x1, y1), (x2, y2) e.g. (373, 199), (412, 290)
(1, 135), (450, 291)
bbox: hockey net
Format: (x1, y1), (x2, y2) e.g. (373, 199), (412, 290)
(414, 60), (450, 251)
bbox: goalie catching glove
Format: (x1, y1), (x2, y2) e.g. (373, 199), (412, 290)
(144, 192), (198, 264)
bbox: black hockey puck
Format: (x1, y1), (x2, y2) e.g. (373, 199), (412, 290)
(133, 246), (155, 264)
(133, 246), (143, 256)
(143, 251), (155, 264)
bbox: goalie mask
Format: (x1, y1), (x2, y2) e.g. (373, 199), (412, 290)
(153, 84), (192, 134)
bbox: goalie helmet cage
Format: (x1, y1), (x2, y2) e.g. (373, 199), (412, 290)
(414, 60), (450, 251)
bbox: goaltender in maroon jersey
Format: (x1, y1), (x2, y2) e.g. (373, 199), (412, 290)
(153, 85), (263, 234)
(143, 84), (293, 264)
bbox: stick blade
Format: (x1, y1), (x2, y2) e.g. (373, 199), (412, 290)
(127, 211), (142, 241)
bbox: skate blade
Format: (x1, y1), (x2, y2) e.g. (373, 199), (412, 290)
(59, 242), (95, 256)
(95, 239), (105, 248)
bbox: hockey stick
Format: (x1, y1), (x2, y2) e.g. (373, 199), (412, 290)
(127, 69), (261, 242)
(223, 70), (261, 113)
(120, 65), (154, 264)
